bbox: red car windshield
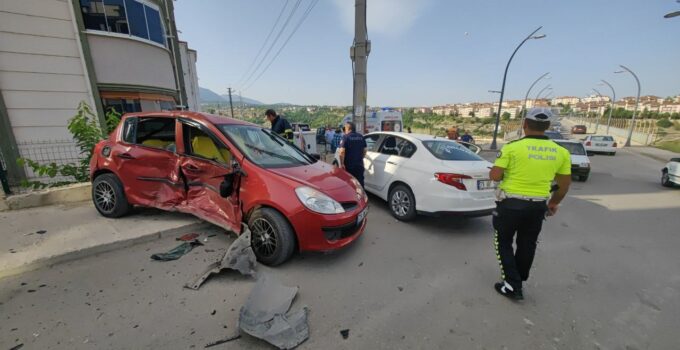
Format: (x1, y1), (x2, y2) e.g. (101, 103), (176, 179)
(219, 124), (315, 168)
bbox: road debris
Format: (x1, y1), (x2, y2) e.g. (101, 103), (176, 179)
(238, 274), (309, 349)
(185, 227), (256, 290)
(176, 233), (200, 241)
(204, 334), (241, 348)
(151, 240), (203, 261)
(340, 329), (350, 339)
(36, 230), (47, 235)
(9, 344), (24, 350)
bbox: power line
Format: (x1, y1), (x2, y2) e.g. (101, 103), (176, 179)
(235, 0), (290, 87)
(238, 0), (303, 90)
(243, 0), (320, 92)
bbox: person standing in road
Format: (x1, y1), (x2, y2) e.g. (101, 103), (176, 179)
(338, 122), (367, 187)
(331, 127), (343, 154)
(460, 130), (474, 144)
(488, 108), (572, 301)
(265, 109), (293, 140)
(447, 126), (459, 140)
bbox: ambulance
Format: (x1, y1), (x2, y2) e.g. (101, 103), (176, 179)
(342, 108), (403, 133)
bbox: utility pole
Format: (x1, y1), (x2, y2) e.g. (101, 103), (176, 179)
(227, 87), (235, 119)
(351, 0), (370, 133)
(238, 91), (243, 120)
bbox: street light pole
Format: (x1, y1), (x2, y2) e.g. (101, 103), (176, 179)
(592, 88), (605, 133)
(517, 72), (549, 137)
(615, 65), (641, 147)
(534, 85), (552, 101)
(600, 79), (616, 135)
(490, 26), (545, 150)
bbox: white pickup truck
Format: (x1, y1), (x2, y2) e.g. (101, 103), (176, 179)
(291, 123), (318, 155)
(662, 157), (680, 187)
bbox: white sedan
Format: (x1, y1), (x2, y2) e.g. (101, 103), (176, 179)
(357, 132), (496, 221)
(583, 135), (617, 155)
(662, 157), (680, 187)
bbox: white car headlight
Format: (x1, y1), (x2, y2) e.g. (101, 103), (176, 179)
(580, 162), (590, 168)
(295, 186), (345, 214)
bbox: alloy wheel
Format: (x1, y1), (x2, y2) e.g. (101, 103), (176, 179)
(94, 182), (116, 213)
(251, 218), (278, 258)
(391, 190), (410, 217)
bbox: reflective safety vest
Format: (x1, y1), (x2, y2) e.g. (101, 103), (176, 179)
(494, 135), (571, 198)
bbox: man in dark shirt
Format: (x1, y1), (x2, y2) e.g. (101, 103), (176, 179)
(461, 130), (474, 144)
(338, 122), (367, 187)
(265, 109), (293, 140)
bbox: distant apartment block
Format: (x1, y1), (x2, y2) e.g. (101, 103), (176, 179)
(1, 0), (199, 182)
(552, 96), (580, 105)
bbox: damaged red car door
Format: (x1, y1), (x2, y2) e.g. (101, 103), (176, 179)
(178, 119), (242, 233)
(114, 116), (184, 208)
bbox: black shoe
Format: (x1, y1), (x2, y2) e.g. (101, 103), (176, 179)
(494, 282), (524, 301)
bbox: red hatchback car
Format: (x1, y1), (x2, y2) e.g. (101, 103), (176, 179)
(89, 112), (368, 265)
(571, 125), (587, 134)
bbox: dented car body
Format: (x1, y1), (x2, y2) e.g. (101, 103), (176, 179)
(89, 112), (368, 265)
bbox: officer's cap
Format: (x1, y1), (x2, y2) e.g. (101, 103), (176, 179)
(525, 108), (553, 123)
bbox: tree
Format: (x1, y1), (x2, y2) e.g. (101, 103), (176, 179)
(468, 111), (475, 117)
(501, 112), (511, 121)
(657, 118), (673, 128)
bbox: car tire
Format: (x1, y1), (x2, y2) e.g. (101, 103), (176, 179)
(248, 208), (296, 266)
(610, 152), (616, 156)
(92, 173), (132, 218)
(578, 175), (589, 182)
(662, 170), (673, 187)
(389, 184), (417, 221)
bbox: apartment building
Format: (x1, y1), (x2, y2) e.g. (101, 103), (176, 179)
(1, 0), (199, 183)
(552, 96), (581, 105)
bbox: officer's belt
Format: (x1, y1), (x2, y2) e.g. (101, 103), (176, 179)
(505, 193), (549, 202)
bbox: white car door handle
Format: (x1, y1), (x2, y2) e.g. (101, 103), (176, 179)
(387, 161), (397, 165)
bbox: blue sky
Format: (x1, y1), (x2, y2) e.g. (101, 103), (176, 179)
(175, 0), (680, 106)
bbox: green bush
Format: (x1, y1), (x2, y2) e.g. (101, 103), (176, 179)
(656, 118), (673, 128)
(17, 102), (120, 189)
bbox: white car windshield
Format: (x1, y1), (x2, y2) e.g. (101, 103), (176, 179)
(422, 140), (484, 161)
(219, 125), (315, 168)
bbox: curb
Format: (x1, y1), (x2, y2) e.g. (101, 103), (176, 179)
(3, 183), (91, 211)
(0, 221), (212, 280)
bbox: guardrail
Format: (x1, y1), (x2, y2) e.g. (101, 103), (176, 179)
(565, 117), (658, 145)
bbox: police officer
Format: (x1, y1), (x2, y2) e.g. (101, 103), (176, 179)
(265, 109), (293, 140)
(338, 122), (367, 187)
(488, 108), (572, 300)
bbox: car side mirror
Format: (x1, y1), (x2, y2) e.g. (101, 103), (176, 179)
(220, 172), (235, 198)
(311, 154), (321, 160)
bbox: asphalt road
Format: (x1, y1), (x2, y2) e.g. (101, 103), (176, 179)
(1, 149), (679, 350)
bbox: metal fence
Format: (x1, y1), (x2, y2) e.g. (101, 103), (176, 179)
(1, 140), (84, 195)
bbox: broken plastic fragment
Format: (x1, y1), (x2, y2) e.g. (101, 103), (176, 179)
(151, 240), (203, 261)
(204, 334), (240, 348)
(184, 227), (256, 290)
(176, 233), (200, 241)
(238, 274), (309, 349)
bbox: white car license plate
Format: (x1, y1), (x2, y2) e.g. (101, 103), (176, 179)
(477, 180), (496, 190)
(595, 143), (608, 147)
(357, 208), (368, 225)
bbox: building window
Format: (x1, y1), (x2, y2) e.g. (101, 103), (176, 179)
(103, 98), (142, 114)
(80, 0), (166, 46)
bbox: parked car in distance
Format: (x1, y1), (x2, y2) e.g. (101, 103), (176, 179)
(359, 132), (496, 221)
(89, 112), (368, 266)
(583, 135), (617, 155)
(544, 131), (566, 140)
(554, 139), (591, 182)
(571, 125), (587, 134)
(662, 157), (680, 187)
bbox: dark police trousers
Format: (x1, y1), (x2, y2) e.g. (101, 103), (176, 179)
(492, 198), (548, 292)
(345, 166), (365, 188)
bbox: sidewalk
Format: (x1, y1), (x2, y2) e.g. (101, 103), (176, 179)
(0, 201), (209, 279)
(625, 146), (680, 163)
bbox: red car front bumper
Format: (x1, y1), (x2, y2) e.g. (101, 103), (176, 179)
(288, 204), (368, 252)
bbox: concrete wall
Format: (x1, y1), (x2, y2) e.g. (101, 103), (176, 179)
(0, 0), (95, 142)
(179, 42), (199, 112)
(87, 33), (177, 91)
